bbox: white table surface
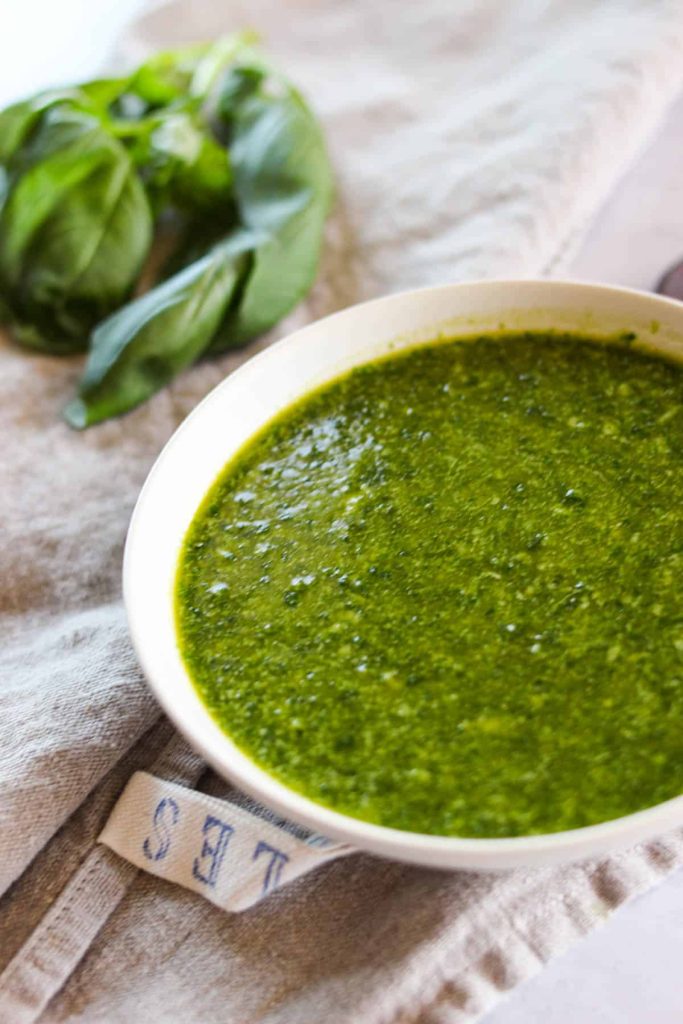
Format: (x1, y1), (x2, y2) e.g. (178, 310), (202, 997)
(2, 3), (682, 1021)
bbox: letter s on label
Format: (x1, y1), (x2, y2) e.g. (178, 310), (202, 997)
(142, 797), (180, 862)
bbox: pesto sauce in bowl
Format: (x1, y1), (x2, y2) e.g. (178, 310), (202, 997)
(176, 333), (683, 838)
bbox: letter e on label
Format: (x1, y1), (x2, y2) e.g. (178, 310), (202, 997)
(192, 815), (234, 888)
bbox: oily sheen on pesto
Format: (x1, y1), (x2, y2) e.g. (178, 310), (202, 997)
(176, 334), (683, 838)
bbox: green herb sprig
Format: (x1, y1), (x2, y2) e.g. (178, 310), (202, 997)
(0, 35), (333, 426)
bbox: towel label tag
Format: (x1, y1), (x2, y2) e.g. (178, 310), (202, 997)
(99, 772), (352, 912)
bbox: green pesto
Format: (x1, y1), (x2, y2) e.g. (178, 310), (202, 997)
(176, 333), (683, 838)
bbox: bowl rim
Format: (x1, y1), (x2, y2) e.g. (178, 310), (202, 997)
(123, 277), (683, 868)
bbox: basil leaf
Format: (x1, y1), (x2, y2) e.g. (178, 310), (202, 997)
(64, 234), (252, 427)
(79, 78), (131, 108)
(127, 44), (213, 106)
(0, 99), (48, 166)
(0, 90), (85, 165)
(208, 77), (333, 351)
(0, 83), (129, 166)
(129, 108), (233, 214)
(0, 35), (332, 424)
(128, 34), (257, 108)
(0, 105), (153, 352)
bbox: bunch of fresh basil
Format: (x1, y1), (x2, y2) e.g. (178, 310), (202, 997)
(0, 36), (333, 426)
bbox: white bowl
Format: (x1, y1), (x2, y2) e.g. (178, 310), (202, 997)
(124, 279), (683, 870)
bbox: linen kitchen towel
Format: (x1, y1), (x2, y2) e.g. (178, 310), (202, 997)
(2, 0), (683, 1021)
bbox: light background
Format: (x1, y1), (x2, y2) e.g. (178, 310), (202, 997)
(1, 1), (682, 1020)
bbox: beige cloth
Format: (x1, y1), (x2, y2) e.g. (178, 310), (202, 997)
(2, 0), (683, 1020)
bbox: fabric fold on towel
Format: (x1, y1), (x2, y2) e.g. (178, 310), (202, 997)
(2, 0), (683, 1021)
